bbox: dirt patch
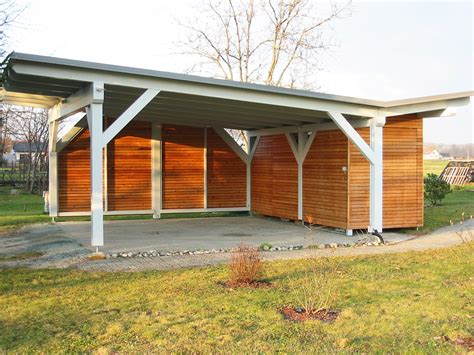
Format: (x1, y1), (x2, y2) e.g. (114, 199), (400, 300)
(218, 280), (273, 289)
(451, 337), (474, 351)
(281, 306), (340, 323)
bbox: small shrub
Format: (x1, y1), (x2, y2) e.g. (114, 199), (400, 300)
(424, 173), (451, 206)
(229, 243), (263, 285)
(288, 256), (341, 315)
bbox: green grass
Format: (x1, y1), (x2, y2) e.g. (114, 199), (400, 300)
(416, 185), (474, 234)
(424, 160), (448, 177)
(0, 187), (50, 229)
(0, 245), (472, 353)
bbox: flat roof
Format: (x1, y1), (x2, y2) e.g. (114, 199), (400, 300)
(1, 52), (472, 131)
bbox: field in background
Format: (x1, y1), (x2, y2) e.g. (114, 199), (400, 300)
(424, 159), (448, 176)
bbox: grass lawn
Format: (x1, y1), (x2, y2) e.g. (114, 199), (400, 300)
(0, 245), (472, 353)
(413, 185), (474, 235)
(424, 160), (448, 177)
(0, 187), (50, 229)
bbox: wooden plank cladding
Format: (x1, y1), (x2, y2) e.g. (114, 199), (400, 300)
(58, 128), (91, 212)
(251, 135), (298, 220)
(348, 114), (423, 229)
(107, 120), (152, 211)
(206, 128), (246, 208)
(162, 125), (205, 209)
(303, 130), (348, 229)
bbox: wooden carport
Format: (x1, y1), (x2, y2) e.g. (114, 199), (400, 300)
(1, 52), (472, 250)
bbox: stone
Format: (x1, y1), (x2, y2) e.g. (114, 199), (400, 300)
(111, 253), (118, 258)
(295, 307), (305, 314)
(159, 252), (166, 256)
(329, 243), (338, 248)
(318, 244), (326, 249)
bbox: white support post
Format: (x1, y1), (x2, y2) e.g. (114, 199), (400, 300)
(86, 82), (105, 248)
(369, 115), (385, 233)
(246, 136), (260, 209)
(204, 127), (208, 209)
(152, 123), (162, 219)
(297, 129), (307, 221)
(48, 108), (59, 218)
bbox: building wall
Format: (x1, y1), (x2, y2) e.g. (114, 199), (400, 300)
(58, 122), (246, 213)
(107, 120), (152, 211)
(161, 125), (205, 209)
(303, 130), (348, 229)
(251, 134), (298, 220)
(348, 114), (423, 229)
(58, 128), (92, 212)
(206, 128), (247, 208)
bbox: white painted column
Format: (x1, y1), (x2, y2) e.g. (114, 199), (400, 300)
(152, 123), (162, 219)
(48, 116), (59, 218)
(369, 115), (385, 233)
(87, 101), (104, 248)
(297, 129), (307, 221)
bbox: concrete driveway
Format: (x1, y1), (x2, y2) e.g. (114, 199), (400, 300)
(57, 215), (411, 253)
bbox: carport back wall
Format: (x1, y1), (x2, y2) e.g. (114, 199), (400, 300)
(58, 122), (247, 213)
(251, 134), (298, 220)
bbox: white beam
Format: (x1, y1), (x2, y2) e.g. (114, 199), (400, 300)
(48, 108), (59, 218)
(213, 128), (248, 163)
(53, 83), (104, 122)
(86, 86), (104, 248)
(56, 115), (87, 153)
(302, 131), (317, 162)
(369, 115), (385, 233)
(285, 133), (299, 162)
(248, 119), (371, 137)
(327, 112), (375, 164)
(103, 89), (159, 146)
(296, 130), (307, 220)
(151, 123), (162, 218)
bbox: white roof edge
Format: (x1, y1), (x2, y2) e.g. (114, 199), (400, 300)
(4, 52), (474, 109)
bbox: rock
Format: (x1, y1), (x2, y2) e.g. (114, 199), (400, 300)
(165, 252), (171, 256)
(295, 307), (305, 313)
(329, 243), (338, 248)
(318, 244), (326, 249)
(159, 252), (166, 256)
(111, 253), (118, 258)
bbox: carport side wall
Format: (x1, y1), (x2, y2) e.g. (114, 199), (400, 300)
(348, 114), (424, 229)
(302, 130), (349, 229)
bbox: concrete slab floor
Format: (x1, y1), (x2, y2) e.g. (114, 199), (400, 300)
(56, 215), (414, 253)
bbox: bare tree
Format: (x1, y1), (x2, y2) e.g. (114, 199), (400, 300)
(0, 0), (23, 59)
(3, 106), (49, 192)
(178, 0), (351, 148)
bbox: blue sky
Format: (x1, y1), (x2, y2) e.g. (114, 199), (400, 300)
(7, 0), (473, 144)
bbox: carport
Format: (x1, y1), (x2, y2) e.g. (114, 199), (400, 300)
(1, 52), (471, 250)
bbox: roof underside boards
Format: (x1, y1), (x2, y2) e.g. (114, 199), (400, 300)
(1, 52), (472, 130)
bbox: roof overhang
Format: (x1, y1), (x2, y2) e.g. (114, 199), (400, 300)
(1, 52), (472, 131)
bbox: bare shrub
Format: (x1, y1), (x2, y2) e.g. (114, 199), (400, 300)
(448, 213), (473, 260)
(229, 243), (263, 285)
(288, 256), (341, 315)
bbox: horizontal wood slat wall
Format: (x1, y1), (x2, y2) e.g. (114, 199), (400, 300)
(162, 125), (205, 209)
(58, 128), (92, 212)
(303, 130), (348, 229)
(348, 114), (423, 229)
(251, 134), (298, 220)
(107, 120), (152, 211)
(206, 128), (247, 208)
